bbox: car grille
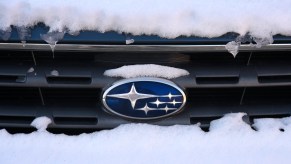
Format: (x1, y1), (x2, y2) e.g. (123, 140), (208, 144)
(0, 49), (290, 132)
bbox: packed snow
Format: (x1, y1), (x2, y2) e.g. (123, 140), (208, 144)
(1, 0), (291, 40)
(104, 64), (190, 79)
(0, 113), (291, 164)
(30, 116), (52, 132)
(1, 0), (291, 55)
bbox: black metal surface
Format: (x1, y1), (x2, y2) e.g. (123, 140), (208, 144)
(0, 49), (290, 131)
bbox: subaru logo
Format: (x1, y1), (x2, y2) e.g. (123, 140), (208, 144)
(102, 78), (186, 120)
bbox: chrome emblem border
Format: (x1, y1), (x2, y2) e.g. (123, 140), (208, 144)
(102, 77), (186, 120)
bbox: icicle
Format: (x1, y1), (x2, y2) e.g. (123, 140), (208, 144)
(225, 41), (240, 57)
(16, 26), (31, 47)
(50, 45), (55, 58)
(0, 27), (12, 41)
(40, 31), (65, 58)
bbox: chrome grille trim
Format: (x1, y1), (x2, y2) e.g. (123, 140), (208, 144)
(0, 43), (291, 52)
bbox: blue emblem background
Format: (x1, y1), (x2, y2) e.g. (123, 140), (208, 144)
(104, 80), (185, 119)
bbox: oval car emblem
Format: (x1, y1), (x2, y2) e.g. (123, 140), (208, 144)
(102, 78), (186, 120)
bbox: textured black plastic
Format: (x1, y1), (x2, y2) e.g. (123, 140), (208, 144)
(0, 49), (290, 131)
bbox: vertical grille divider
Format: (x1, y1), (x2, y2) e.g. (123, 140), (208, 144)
(240, 51), (253, 105)
(32, 51), (45, 106)
(38, 88), (45, 106)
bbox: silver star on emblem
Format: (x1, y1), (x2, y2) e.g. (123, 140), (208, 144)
(168, 99), (182, 106)
(161, 92), (182, 100)
(107, 84), (157, 109)
(150, 98), (166, 107)
(159, 105), (177, 113)
(136, 103), (155, 115)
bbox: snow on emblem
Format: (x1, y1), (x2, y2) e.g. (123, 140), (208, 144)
(102, 78), (186, 120)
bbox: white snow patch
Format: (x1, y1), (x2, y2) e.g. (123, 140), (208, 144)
(50, 70), (59, 76)
(104, 64), (189, 79)
(30, 116), (52, 132)
(0, 0), (291, 40)
(1, 113), (291, 164)
(125, 38), (134, 45)
(27, 67), (34, 73)
(209, 113), (252, 133)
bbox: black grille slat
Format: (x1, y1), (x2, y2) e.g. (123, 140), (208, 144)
(54, 117), (98, 125)
(188, 88), (244, 105)
(42, 88), (100, 107)
(258, 75), (291, 83)
(196, 76), (239, 84)
(0, 87), (42, 105)
(0, 116), (35, 124)
(243, 87), (291, 104)
(0, 75), (26, 83)
(190, 116), (221, 126)
(46, 76), (92, 85)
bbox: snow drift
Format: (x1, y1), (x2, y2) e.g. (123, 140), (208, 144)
(104, 64), (189, 79)
(0, 113), (291, 164)
(0, 0), (291, 40)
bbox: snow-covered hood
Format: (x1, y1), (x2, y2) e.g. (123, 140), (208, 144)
(1, 0), (291, 40)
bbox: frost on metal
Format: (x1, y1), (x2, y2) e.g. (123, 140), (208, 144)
(30, 116), (52, 132)
(104, 64), (190, 79)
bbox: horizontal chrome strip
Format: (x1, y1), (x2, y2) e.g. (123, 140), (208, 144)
(0, 43), (291, 52)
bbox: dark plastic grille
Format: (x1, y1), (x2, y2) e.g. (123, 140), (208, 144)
(0, 87), (42, 105)
(0, 49), (290, 130)
(41, 88), (100, 107)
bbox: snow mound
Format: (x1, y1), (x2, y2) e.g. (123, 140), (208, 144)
(1, 113), (291, 163)
(209, 113), (252, 133)
(0, 0), (291, 40)
(104, 64), (189, 79)
(31, 116), (52, 131)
